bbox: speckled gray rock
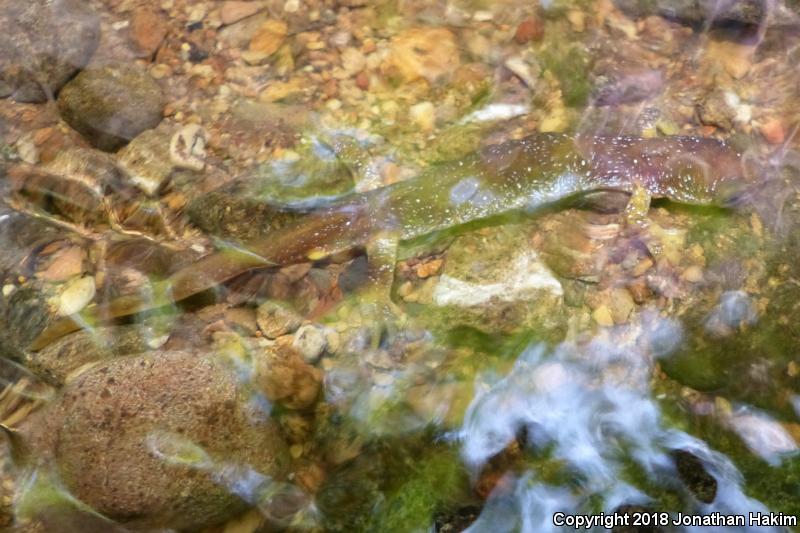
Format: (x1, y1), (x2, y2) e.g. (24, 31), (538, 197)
(613, 0), (766, 26)
(424, 223), (567, 340)
(57, 65), (164, 151)
(16, 350), (291, 531)
(292, 324), (328, 363)
(0, 0), (100, 103)
(257, 300), (303, 339)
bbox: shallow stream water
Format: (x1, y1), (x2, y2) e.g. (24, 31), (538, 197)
(0, 0), (799, 532)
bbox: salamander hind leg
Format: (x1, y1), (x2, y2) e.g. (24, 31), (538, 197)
(336, 231), (408, 351)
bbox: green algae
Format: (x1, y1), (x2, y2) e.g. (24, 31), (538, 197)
(317, 437), (469, 532)
(364, 447), (469, 533)
(536, 36), (592, 107)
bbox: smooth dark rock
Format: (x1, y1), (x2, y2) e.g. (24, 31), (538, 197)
(57, 65), (164, 151)
(672, 449), (718, 503)
(614, 0), (766, 26)
(0, 0), (100, 103)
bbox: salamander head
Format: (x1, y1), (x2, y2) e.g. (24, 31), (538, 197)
(661, 137), (756, 207)
(707, 146), (757, 207)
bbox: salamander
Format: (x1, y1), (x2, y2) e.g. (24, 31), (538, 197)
(29, 133), (751, 349)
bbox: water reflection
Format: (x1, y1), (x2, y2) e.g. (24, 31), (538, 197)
(146, 430), (320, 529)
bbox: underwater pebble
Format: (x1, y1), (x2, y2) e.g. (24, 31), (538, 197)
(682, 265), (704, 283)
(244, 19), (287, 64)
(253, 341), (322, 410)
(292, 324), (328, 363)
(760, 118), (786, 144)
(15, 134), (38, 164)
(632, 257), (654, 277)
(385, 27), (460, 83)
(0, 0), (100, 103)
(340, 47), (366, 77)
(17, 351), (290, 530)
(514, 17), (544, 44)
(373, 372), (394, 386)
(38, 246), (84, 282)
(324, 329), (341, 354)
(170, 124), (207, 171)
(414, 258), (444, 278)
(609, 287), (635, 324)
(221, 509), (263, 533)
(224, 307), (258, 336)
(221, 1), (261, 25)
(130, 5), (167, 57)
(56, 276), (96, 316)
(409, 102), (436, 132)
(290, 444), (304, 459)
(117, 129), (174, 196)
(567, 9), (586, 32)
(257, 301), (302, 339)
(592, 305), (614, 327)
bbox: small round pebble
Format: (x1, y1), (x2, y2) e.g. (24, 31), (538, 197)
(292, 324), (328, 363)
(256, 301), (302, 339)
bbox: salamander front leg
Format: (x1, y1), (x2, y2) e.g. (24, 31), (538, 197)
(363, 232), (407, 344)
(623, 183), (652, 227)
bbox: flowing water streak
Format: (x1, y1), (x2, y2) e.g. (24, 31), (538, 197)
(145, 430), (320, 528)
(458, 313), (787, 533)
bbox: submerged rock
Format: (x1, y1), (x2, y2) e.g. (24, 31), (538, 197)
(0, 0), (100, 103)
(257, 300), (303, 340)
(253, 339), (322, 410)
(16, 350), (291, 531)
(671, 449), (718, 503)
(613, 0), (766, 26)
(384, 27), (461, 84)
(116, 128), (176, 196)
(423, 224), (566, 339)
(57, 65), (164, 151)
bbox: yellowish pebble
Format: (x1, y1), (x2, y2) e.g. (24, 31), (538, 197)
(592, 305), (614, 327)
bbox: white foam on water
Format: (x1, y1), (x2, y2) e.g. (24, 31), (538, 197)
(457, 314), (787, 532)
(727, 407), (798, 466)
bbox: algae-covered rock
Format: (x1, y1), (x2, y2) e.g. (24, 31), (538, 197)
(16, 350), (291, 531)
(421, 224), (566, 340)
(317, 439), (468, 533)
(57, 65), (164, 152)
(0, 0), (100, 103)
(613, 0), (766, 26)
